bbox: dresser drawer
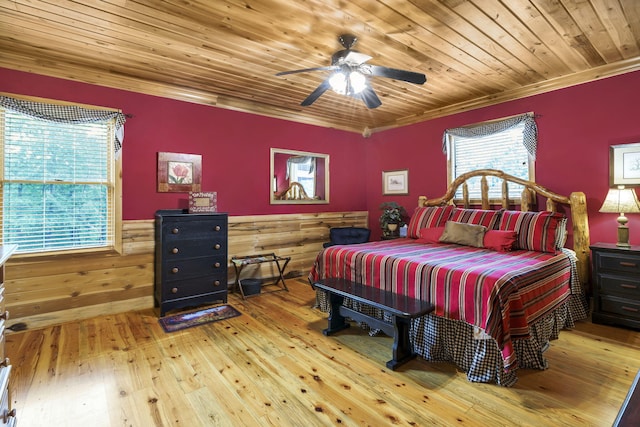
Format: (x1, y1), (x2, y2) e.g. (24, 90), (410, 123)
(0, 323), (4, 362)
(162, 256), (227, 282)
(161, 276), (227, 301)
(599, 273), (640, 299)
(596, 252), (640, 275)
(161, 238), (226, 260)
(161, 218), (227, 241)
(599, 295), (640, 321)
(0, 364), (10, 427)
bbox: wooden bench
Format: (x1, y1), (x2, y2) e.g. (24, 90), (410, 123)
(313, 278), (434, 370)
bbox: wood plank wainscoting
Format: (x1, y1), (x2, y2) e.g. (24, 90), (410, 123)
(3, 211), (367, 331)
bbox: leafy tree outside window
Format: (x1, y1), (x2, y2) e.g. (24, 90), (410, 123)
(444, 114), (537, 202)
(0, 101), (121, 254)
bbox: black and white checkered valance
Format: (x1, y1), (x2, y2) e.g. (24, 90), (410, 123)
(0, 96), (126, 154)
(442, 113), (537, 159)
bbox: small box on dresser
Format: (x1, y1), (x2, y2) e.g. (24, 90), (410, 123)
(154, 210), (228, 317)
(591, 242), (640, 329)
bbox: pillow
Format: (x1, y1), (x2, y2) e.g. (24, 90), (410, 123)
(449, 208), (503, 229)
(407, 205), (454, 238)
(416, 227), (445, 244)
(498, 210), (566, 253)
(483, 230), (517, 252)
(555, 217), (568, 250)
(439, 221), (487, 247)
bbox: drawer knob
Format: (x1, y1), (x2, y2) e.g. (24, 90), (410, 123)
(171, 247), (179, 254)
(620, 261), (638, 268)
(172, 228), (179, 234)
(0, 311), (8, 321)
(214, 244), (221, 250)
(214, 280), (220, 286)
(214, 262), (221, 268)
(620, 284), (638, 289)
(2, 408), (16, 423)
(171, 287), (178, 294)
(622, 306), (639, 313)
(171, 267), (179, 274)
(214, 225), (221, 231)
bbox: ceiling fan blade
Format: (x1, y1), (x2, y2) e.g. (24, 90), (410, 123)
(276, 66), (338, 76)
(364, 65), (426, 85)
(300, 79), (332, 106)
(357, 86), (382, 109)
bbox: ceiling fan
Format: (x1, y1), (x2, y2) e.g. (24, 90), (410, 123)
(276, 34), (427, 109)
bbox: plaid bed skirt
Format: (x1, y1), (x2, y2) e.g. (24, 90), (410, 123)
(313, 252), (588, 386)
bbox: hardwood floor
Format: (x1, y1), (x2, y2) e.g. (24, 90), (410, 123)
(6, 278), (640, 426)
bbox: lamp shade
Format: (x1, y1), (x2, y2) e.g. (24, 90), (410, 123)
(599, 187), (640, 214)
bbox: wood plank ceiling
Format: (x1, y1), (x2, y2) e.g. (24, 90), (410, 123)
(1, 0), (640, 135)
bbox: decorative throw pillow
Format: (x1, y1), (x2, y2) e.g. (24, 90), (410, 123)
(416, 227), (446, 244)
(407, 205), (454, 238)
(439, 221), (487, 248)
(449, 207), (503, 229)
(498, 210), (566, 253)
(483, 230), (517, 252)
(555, 217), (568, 250)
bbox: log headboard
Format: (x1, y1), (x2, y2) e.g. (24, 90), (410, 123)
(418, 169), (591, 287)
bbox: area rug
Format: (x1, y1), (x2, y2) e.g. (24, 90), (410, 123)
(159, 304), (242, 333)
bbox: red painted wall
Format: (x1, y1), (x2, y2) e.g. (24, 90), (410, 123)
(0, 68), (368, 219)
(365, 70), (640, 245)
(3, 67), (640, 247)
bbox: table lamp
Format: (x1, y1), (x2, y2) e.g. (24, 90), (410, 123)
(599, 186), (640, 247)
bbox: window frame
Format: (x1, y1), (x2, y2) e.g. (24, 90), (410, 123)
(445, 116), (536, 205)
(0, 93), (123, 257)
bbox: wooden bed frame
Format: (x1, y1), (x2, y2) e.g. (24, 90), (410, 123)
(275, 181), (315, 200)
(311, 168), (590, 385)
(417, 169), (591, 289)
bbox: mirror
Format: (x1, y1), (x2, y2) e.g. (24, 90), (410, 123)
(270, 148), (329, 204)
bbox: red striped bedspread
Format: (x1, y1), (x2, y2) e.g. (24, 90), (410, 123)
(308, 238), (572, 369)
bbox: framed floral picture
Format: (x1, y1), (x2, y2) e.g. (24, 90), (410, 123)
(610, 143), (640, 186)
(157, 152), (202, 192)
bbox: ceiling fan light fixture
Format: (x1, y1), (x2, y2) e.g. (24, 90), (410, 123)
(349, 71), (366, 94)
(329, 70), (366, 95)
(329, 72), (347, 95)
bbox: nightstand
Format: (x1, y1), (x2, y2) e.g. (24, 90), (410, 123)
(590, 243), (640, 329)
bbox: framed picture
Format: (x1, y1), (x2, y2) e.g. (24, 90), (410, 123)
(189, 191), (217, 213)
(610, 143), (640, 186)
(157, 152), (202, 192)
(382, 169), (409, 195)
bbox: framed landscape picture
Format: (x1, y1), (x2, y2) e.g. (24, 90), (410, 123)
(382, 169), (409, 195)
(158, 152), (202, 192)
(610, 143), (640, 186)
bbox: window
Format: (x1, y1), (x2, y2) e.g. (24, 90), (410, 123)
(444, 114), (536, 201)
(287, 156), (316, 197)
(0, 96), (124, 254)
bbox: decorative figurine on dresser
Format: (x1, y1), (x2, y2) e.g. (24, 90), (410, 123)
(590, 243), (640, 329)
(154, 210), (228, 317)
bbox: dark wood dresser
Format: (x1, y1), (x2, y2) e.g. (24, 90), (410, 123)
(0, 245), (17, 426)
(591, 243), (640, 329)
(154, 210), (228, 317)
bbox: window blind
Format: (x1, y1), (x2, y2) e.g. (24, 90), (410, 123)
(450, 122), (530, 200)
(0, 109), (115, 253)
